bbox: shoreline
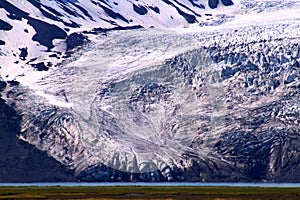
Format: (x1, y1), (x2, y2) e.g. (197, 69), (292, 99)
(1, 182), (300, 187)
(1, 185), (300, 200)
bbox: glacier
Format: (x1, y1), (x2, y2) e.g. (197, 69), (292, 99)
(1, 0), (300, 182)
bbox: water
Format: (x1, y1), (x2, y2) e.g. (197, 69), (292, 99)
(1, 182), (300, 187)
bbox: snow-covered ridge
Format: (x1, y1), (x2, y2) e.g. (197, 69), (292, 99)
(0, 0), (239, 83)
(1, 0), (298, 85)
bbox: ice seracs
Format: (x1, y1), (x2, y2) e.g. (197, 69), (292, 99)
(1, 0), (300, 182)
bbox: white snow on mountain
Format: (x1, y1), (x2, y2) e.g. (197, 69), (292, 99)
(0, 0), (240, 84)
(1, 0), (299, 88)
(1, 0), (300, 181)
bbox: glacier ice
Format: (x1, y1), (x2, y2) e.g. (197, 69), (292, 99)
(1, 0), (300, 182)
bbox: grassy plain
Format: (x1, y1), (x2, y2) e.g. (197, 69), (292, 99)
(0, 186), (300, 199)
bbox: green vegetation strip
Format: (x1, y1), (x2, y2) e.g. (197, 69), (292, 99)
(0, 186), (300, 199)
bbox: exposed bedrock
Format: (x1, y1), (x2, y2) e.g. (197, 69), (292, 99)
(208, 0), (234, 9)
(0, 84), (75, 182)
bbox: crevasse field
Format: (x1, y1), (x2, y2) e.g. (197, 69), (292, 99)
(1, 0), (300, 182)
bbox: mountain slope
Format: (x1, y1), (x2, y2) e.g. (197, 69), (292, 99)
(0, 85), (75, 182)
(1, 0), (300, 182)
(0, 0), (239, 88)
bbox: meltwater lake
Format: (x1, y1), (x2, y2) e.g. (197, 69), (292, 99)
(1, 182), (300, 187)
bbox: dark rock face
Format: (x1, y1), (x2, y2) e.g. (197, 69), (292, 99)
(7, 80), (20, 86)
(149, 6), (160, 14)
(19, 47), (28, 61)
(31, 62), (49, 71)
(66, 33), (89, 51)
(0, 90), (76, 182)
(208, 0), (219, 9)
(177, 8), (197, 23)
(29, 18), (67, 50)
(162, 0), (198, 23)
(208, 0), (234, 9)
(221, 0), (234, 6)
(0, 81), (7, 92)
(0, 19), (12, 31)
(91, 1), (129, 23)
(133, 4), (148, 15)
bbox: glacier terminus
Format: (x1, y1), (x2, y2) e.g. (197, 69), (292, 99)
(0, 0), (300, 182)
